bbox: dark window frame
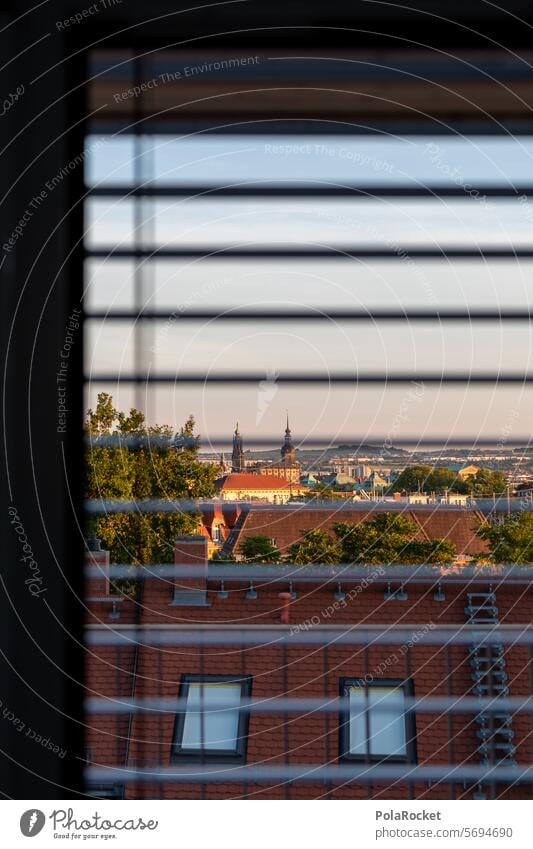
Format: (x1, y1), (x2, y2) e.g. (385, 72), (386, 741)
(339, 678), (416, 764)
(89, 784), (125, 799)
(172, 674), (252, 763)
(2, 0), (532, 801)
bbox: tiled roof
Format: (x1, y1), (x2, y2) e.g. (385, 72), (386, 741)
(215, 473), (306, 491)
(226, 505), (488, 556)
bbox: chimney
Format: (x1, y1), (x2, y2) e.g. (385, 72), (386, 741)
(278, 592), (292, 624)
(85, 536), (110, 597)
(171, 535), (208, 606)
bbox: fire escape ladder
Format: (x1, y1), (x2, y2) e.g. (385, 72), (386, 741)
(465, 589), (516, 797)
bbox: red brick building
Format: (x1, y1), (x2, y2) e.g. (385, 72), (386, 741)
(85, 525), (533, 800)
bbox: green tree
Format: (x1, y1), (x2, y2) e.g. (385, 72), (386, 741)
(333, 520), (380, 562)
(389, 464), (507, 497)
(286, 514), (457, 565)
(469, 469), (507, 496)
(388, 465), (433, 493)
(240, 536), (281, 563)
(334, 514), (418, 563)
(433, 467), (465, 492)
(86, 393), (217, 564)
(86, 392), (117, 436)
(334, 513), (456, 564)
(389, 465), (461, 494)
(400, 539), (457, 564)
(477, 513), (533, 563)
(288, 529), (342, 565)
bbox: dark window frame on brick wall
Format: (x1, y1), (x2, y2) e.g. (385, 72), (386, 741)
(339, 678), (417, 764)
(89, 784), (125, 799)
(172, 674), (253, 763)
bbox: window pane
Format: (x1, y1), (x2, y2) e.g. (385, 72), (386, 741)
(86, 199), (135, 247)
(181, 683), (241, 751)
(84, 316), (533, 376)
(146, 198), (532, 248)
(148, 321), (532, 375)
(86, 257), (533, 314)
(85, 197), (533, 249)
(85, 319), (135, 375)
(347, 687), (367, 755)
(150, 258), (533, 311)
(368, 687), (407, 757)
(89, 134), (533, 187)
(84, 383), (532, 446)
(85, 135), (136, 186)
(84, 259), (136, 309)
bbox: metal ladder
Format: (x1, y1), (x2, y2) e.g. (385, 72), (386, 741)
(465, 590), (515, 797)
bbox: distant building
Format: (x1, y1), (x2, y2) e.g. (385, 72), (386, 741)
(354, 470), (390, 494)
(231, 422), (245, 472)
(447, 463), (481, 480)
(300, 472), (320, 488)
(388, 492), (470, 507)
(217, 418), (305, 500)
(440, 492), (470, 506)
(329, 461), (371, 479)
(319, 472), (358, 492)
(217, 452), (230, 475)
(515, 482), (533, 498)
(257, 415), (301, 483)
(196, 502), (243, 556)
(215, 472), (308, 504)
(407, 493), (432, 505)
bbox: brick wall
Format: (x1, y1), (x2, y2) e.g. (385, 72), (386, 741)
(85, 538), (533, 800)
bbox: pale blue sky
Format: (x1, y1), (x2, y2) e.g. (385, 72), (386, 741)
(86, 134), (533, 187)
(83, 134), (533, 442)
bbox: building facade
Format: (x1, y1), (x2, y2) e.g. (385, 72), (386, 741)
(214, 472), (307, 504)
(86, 538), (533, 800)
(257, 416), (301, 483)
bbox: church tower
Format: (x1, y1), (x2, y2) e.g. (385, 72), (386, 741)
(280, 413), (297, 465)
(231, 422), (245, 472)
(256, 414), (300, 483)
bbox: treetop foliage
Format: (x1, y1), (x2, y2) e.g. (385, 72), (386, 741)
(85, 393), (216, 564)
(477, 512), (533, 564)
(389, 464), (507, 496)
(287, 513), (456, 565)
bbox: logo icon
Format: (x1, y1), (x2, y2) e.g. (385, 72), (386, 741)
(256, 368), (279, 424)
(20, 810), (45, 837)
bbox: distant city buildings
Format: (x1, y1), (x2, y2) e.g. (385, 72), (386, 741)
(216, 417), (306, 502)
(204, 422), (532, 512)
(328, 461), (372, 478)
(257, 415), (301, 483)
(215, 472), (307, 504)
